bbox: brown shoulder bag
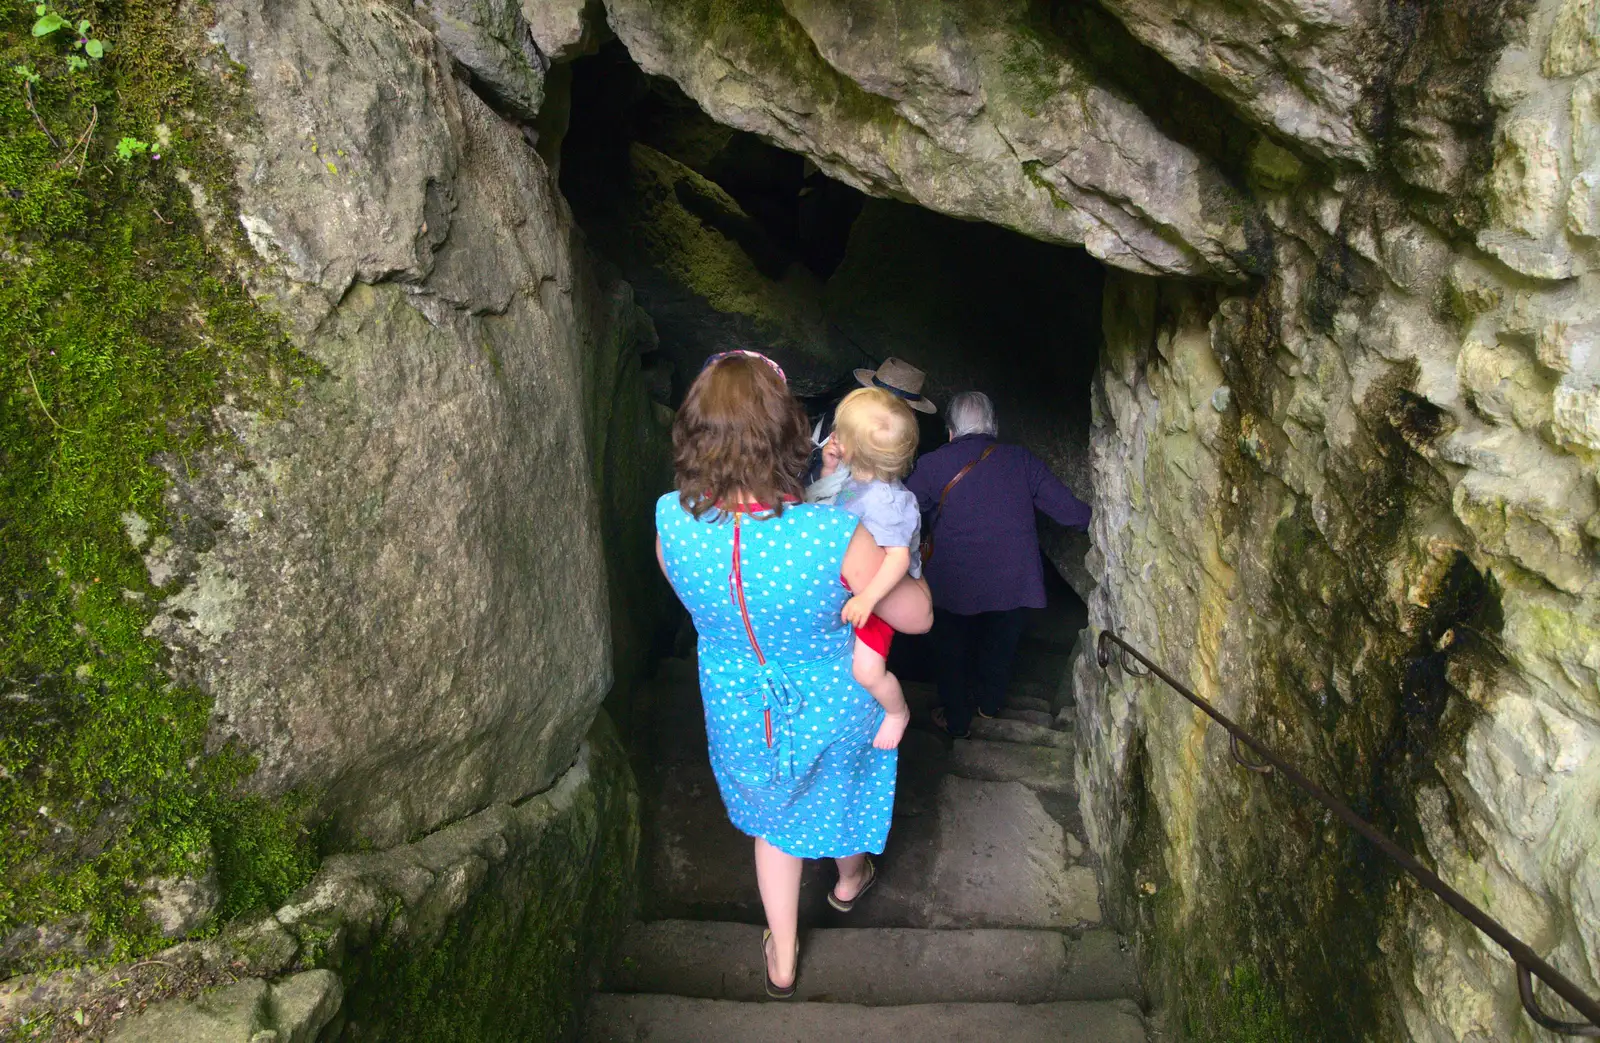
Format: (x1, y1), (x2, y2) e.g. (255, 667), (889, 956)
(919, 445), (996, 565)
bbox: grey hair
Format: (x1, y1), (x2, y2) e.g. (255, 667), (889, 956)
(946, 391), (998, 438)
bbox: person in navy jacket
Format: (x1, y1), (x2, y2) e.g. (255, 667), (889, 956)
(904, 392), (1091, 738)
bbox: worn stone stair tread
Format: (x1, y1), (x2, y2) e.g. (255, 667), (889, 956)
(644, 744), (1098, 928)
(583, 994), (1146, 1042)
(970, 716), (1071, 747)
(998, 707), (1055, 727)
(607, 921), (1139, 1004)
(951, 738), (1075, 795)
(1007, 695), (1053, 715)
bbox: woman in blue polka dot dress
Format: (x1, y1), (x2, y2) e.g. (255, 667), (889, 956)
(655, 352), (933, 998)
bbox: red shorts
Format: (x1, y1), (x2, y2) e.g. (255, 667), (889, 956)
(854, 612), (895, 658)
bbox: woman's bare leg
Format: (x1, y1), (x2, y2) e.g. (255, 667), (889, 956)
(833, 852), (870, 902)
(754, 837), (801, 987)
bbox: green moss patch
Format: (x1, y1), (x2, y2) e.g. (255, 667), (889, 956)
(1183, 959), (1295, 1043)
(1, 0), (318, 973)
(332, 717), (640, 1042)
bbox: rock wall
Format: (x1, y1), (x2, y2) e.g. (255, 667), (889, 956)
(1073, 17), (1600, 1042)
(174, 0), (664, 852)
(602, 0), (1254, 280)
(5, 716), (636, 1042)
(3, 0), (667, 1014)
(6, 0), (1598, 1035)
(597, 0), (1600, 1038)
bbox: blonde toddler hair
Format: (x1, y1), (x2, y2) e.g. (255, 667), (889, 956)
(833, 387), (920, 481)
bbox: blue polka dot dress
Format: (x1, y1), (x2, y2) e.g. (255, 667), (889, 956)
(656, 492), (896, 859)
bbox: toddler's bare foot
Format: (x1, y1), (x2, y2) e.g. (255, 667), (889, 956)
(872, 708), (911, 750)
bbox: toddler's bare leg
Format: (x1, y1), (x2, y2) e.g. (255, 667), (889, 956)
(854, 639), (910, 750)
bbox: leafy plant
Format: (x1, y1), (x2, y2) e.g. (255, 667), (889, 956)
(29, 6), (67, 37)
(114, 134), (148, 160)
(29, 5), (104, 61)
(12, 62), (39, 83)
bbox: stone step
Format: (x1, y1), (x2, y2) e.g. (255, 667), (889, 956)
(584, 995), (1146, 1043)
(906, 685), (1063, 732)
(642, 721), (1098, 929)
(999, 707), (1054, 727)
(606, 921), (1140, 1005)
(1010, 677), (1068, 712)
(970, 716), (1070, 747)
(951, 739), (1074, 795)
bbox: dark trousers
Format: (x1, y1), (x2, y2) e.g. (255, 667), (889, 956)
(931, 607), (1027, 737)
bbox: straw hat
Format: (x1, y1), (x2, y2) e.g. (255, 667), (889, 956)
(853, 357), (938, 413)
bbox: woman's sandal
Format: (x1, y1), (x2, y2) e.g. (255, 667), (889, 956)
(930, 708), (971, 739)
(762, 929), (799, 999)
(827, 855), (877, 913)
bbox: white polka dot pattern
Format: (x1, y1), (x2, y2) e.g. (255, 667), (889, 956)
(655, 493), (897, 858)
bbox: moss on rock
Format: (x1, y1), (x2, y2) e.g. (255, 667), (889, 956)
(300, 714), (639, 1042)
(1, 0), (318, 973)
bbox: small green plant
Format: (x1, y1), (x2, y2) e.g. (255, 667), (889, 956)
(114, 135), (149, 161)
(32, 5), (105, 59)
(29, 6), (68, 36)
(13, 63), (41, 84)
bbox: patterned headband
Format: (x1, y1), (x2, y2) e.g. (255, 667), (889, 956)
(701, 349), (787, 385)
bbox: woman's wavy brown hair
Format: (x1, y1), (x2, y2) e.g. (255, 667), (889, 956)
(674, 354), (811, 519)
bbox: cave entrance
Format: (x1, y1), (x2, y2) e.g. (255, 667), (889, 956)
(559, 41), (1104, 669)
(562, 39), (1139, 1029)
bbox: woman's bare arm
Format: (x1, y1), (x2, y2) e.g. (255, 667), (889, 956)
(842, 524), (932, 634)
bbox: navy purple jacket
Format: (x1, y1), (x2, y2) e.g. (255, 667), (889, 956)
(904, 434), (1091, 615)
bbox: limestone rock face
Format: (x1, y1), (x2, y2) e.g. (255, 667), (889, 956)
(105, 971), (341, 1043)
(146, 0), (663, 848)
(422, 0), (547, 120)
(11, 718), (637, 1041)
(525, 0), (608, 62)
(578, 0), (1596, 1039)
(1093, 0), (1378, 164)
(567, 137), (847, 398)
(600, 0), (1254, 279)
(1069, 13), (1600, 1030)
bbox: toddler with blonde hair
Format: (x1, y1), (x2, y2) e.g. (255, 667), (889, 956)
(806, 387), (922, 750)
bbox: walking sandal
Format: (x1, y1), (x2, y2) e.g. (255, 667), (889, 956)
(930, 707), (970, 739)
(763, 928), (799, 999)
(827, 855), (877, 913)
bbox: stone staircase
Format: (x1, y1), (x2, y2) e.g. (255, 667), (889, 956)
(585, 609), (1145, 1042)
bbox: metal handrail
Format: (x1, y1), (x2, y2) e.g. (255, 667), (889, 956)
(1096, 629), (1600, 1037)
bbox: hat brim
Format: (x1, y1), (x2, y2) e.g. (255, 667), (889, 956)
(854, 368), (938, 413)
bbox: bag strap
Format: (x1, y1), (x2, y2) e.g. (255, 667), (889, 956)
(928, 443), (996, 535)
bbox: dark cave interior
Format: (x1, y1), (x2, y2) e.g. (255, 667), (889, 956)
(559, 41), (1107, 671)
